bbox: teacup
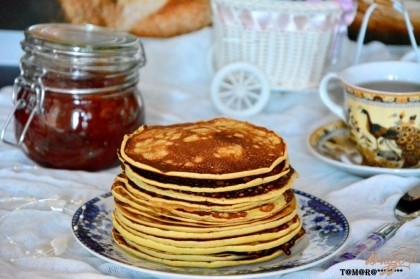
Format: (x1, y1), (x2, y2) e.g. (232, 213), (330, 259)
(319, 61), (420, 169)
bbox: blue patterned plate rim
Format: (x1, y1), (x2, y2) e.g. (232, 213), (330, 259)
(71, 190), (350, 279)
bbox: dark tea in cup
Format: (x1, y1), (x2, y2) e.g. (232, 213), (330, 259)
(356, 81), (420, 93)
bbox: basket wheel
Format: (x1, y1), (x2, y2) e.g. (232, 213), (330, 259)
(211, 62), (270, 117)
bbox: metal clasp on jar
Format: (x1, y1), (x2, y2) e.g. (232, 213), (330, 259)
(0, 75), (45, 146)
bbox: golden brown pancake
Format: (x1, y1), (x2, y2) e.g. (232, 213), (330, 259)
(110, 118), (305, 268)
(122, 155), (291, 193)
(113, 214), (301, 251)
(112, 228), (305, 268)
(117, 169), (297, 205)
(111, 179), (295, 225)
(120, 118), (288, 179)
(114, 200), (298, 238)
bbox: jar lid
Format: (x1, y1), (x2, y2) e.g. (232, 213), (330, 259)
(19, 23), (146, 95)
(24, 23), (142, 57)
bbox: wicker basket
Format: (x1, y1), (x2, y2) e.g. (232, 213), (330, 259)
(211, 0), (342, 90)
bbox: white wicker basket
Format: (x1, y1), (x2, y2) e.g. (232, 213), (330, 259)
(211, 0), (342, 90)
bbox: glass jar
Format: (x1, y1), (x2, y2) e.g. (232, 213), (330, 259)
(1, 23), (146, 171)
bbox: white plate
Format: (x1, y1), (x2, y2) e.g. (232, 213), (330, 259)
(71, 191), (349, 279)
(308, 120), (420, 177)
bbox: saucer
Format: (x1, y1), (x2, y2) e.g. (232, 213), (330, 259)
(308, 120), (420, 177)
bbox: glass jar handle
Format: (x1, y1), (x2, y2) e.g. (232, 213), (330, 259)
(0, 77), (42, 146)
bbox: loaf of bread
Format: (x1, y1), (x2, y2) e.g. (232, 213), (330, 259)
(58, 0), (212, 38)
(348, 0), (420, 45)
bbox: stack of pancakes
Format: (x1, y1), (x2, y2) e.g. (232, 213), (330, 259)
(111, 118), (305, 268)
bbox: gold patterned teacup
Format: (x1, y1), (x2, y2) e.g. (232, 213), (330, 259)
(319, 61), (420, 169)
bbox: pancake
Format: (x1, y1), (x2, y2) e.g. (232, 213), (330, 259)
(117, 169), (297, 205)
(120, 118), (288, 179)
(114, 200), (298, 238)
(113, 214), (302, 251)
(110, 117), (305, 268)
(112, 228), (305, 268)
(112, 179), (294, 225)
(112, 178), (282, 213)
(122, 156), (291, 193)
(113, 211), (301, 247)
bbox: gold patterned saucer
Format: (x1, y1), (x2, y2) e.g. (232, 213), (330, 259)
(308, 120), (420, 177)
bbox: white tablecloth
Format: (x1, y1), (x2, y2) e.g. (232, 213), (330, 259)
(0, 27), (419, 279)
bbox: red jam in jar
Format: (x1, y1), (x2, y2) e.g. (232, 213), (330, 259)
(1, 23), (146, 171)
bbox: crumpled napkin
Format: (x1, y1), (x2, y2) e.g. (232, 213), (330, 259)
(273, 175), (420, 279)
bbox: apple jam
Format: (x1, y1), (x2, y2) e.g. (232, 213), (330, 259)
(1, 24), (146, 171)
